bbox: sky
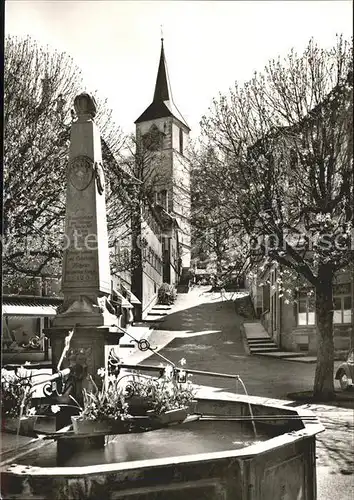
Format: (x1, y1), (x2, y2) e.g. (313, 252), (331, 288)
(5, 0), (353, 137)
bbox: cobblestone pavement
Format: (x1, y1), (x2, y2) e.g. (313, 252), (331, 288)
(136, 287), (354, 499)
(311, 405), (353, 471)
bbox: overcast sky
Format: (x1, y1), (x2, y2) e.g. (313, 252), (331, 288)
(5, 0), (353, 137)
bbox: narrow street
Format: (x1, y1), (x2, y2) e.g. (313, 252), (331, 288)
(138, 287), (354, 500)
(141, 287), (317, 399)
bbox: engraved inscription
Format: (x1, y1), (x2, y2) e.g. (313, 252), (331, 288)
(63, 208), (99, 284)
(64, 250), (96, 283)
(67, 213), (95, 247)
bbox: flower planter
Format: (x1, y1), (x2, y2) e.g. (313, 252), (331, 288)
(71, 416), (127, 435)
(126, 396), (154, 416)
(147, 407), (188, 425)
(186, 400), (198, 414)
(3, 415), (38, 435)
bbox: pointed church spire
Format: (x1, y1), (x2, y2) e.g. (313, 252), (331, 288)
(135, 36), (190, 130)
(153, 38), (171, 102)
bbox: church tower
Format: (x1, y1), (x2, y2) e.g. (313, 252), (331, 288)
(135, 38), (191, 269)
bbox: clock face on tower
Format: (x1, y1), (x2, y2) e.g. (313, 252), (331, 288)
(142, 124), (164, 151)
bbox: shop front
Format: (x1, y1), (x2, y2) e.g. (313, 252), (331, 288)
(2, 296), (62, 365)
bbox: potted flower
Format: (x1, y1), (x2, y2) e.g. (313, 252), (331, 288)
(122, 359), (197, 426)
(1, 368), (37, 435)
(122, 375), (157, 416)
(158, 283), (177, 305)
(71, 371), (129, 435)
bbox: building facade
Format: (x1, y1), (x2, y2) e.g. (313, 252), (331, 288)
(2, 276), (62, 364)
(246, 74), (353, 356)
(134, 38), (191, 270)
(250, 264), (353, 355)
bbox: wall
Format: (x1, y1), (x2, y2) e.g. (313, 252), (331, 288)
(136, 117), (173, 150)
(254, 265), (353, 355)
(141, 215), (163, 316)
(171, 120), (191, 268)
(280, 300), (298, 351)
(169, 229), (180, 286)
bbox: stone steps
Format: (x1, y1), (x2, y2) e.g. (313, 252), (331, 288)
(250, 346), (280, 353)
(248, 338), (275, 344)
(258, 351), (312, 359)
(177, 268), (191, 294)
(246, 328), (311, 360)
(247, 334), (280, 353)
(144, 315), (165, 323)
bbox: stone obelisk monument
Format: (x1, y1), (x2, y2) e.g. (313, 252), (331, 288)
(47, 93), (123, 463)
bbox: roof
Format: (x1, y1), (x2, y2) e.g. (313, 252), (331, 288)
(111, 289), (133, 309)
(121, 285), (141, 305)
(152, 203), (180, 229)
(2, 297), (62, 317)
(135, 39), (190, 130)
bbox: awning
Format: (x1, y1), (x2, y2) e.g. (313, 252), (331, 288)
(121, 285), (141, 305)
(111, 289), (133, 309)
(3, 303), (58, 317)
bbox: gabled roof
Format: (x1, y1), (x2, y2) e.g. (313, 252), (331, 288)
(135, 39), (190, 130)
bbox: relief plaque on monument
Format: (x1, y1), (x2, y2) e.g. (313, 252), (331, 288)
(69, 156), (94, 191)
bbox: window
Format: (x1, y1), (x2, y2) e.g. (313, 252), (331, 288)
(297, 292), (315, 326)
(3, 316), (43, 352)
(297, 284), (352, 326)
(263, 283), (270, 311)
(179, 128), (183, 155)
(333, 284), (352, 324)
(152, 251), (156, 269)
(160, 190), (168, 210)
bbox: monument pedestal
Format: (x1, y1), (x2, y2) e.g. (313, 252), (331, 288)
(44, 93), (127, 464)
(45, 325), (123, 465)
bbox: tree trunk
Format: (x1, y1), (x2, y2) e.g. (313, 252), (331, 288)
(215, 249), (223, 278)
(313, 265), (335, 400)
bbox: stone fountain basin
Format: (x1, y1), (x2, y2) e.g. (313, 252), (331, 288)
(1, 390), (324, 500)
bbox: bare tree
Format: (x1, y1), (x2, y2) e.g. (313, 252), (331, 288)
(200, 36), (353, 399)
(3, 36), (124, 284)
(105, 132), (171, 276)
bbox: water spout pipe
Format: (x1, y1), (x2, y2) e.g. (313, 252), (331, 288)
(29, 368), (72, 390)
(30, 368), (72, 388)
(57, 328), (75, 371)
(118, 363), (241, 380)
